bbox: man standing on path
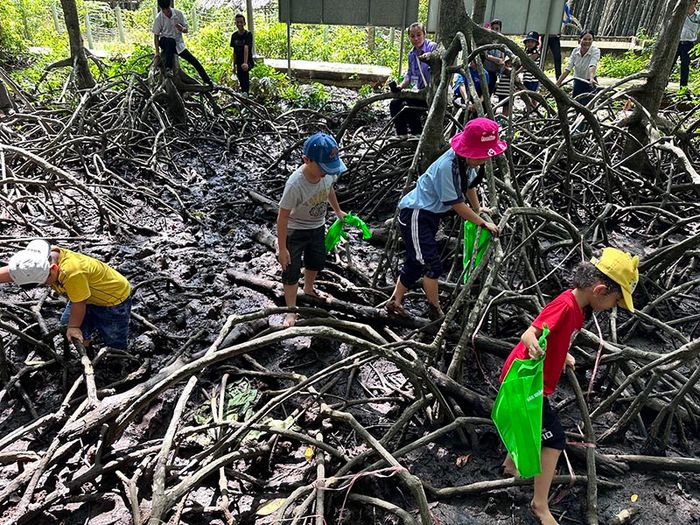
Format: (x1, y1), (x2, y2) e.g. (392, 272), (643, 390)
(676, 0), (700, 95)
(230, 13), (255, 94)
(153, 0), (213, 87)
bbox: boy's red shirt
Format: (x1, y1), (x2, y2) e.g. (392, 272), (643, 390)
(499, 289), (585, 396)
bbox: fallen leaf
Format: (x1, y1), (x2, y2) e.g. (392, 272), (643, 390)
(255, 498), (287, 516)
(304, 446), (315, 462)
(455, 454), (471, 467)
(631, 494), (638, 503)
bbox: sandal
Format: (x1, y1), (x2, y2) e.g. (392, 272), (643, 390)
(386, 300), (407, 316)
(427, 304), (445, 321)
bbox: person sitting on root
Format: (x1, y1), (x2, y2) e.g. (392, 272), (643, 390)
(386, 118), (503, 321)
(152, 0), (213, 87)
(277, 133), (347, 328)
(389, 22), (438, 136)
(498, 248), (639, 525)
(0, 240), (133, 350)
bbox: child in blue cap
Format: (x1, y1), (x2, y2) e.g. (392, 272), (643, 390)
(277, 132), (347, 327)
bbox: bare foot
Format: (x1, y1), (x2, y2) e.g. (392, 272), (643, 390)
(529, 502), (559, 525)
(282, 313), (298, 328)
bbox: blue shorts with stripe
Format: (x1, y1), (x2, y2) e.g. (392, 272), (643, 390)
(397, 208), (443, 288)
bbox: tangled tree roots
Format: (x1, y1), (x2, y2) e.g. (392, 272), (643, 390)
(0, 55), (699, 525)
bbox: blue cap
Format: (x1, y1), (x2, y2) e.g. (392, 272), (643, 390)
(303, 133), (347, 175)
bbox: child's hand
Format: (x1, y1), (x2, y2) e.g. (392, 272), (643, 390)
(278, 248), (291, 270)
(483, 221), (499, 236)
(66, 326), (84, 344)
(565, 353), (576, 369)
(527, 341), (544, 360)
(337, 210), (347, 222)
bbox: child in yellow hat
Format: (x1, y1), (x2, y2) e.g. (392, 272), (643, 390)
(498, 247), (638, 525)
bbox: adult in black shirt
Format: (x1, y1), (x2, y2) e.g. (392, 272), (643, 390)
(230, 14), (254, 94)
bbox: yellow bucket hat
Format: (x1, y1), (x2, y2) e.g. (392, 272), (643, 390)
(592, 247), (639, 312)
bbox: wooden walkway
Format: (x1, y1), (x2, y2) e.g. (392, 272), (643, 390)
(263, 59), (392, 88)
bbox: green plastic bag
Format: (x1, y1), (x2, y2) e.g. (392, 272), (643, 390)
(463, 221), (491, 283)
(324, 213), (372, 252)
(491, 324), (550, 479)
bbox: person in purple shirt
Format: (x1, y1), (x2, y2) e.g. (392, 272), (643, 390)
(389, 23), (438, 136)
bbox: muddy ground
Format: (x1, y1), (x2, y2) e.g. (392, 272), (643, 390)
(0, 85), (699, 524)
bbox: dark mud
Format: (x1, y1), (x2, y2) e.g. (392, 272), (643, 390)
(0, 84), (699, 524)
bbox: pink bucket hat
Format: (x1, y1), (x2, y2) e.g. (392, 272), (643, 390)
(450, 118), (508, 159)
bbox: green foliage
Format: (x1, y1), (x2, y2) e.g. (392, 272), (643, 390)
(358, 84), (373, 97)
(6, 0), (434, 100)
(0, 1), (27, 55)
(248, 63), (330, 109)
(102, 43), (153, 78)
(597, 50), (651, 79)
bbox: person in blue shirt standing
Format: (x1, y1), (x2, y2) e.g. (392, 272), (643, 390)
(389, 23), (439, 136)
(386, 118), (505, 320)
(676, 0), (700, 95)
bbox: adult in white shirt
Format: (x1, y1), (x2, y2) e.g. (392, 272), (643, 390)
(556, 29), (600, 104)
(152, 0), (212, 86)
(676, 0), (700, 93)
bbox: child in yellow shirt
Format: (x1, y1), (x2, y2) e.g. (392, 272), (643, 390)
(1, 240), (132, 349)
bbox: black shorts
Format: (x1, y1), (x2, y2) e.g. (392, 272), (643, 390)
(542, 398), (566, 450)
(281, 226), (326, 285)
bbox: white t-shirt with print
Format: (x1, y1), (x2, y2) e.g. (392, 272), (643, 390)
(279, 167), (338, 230)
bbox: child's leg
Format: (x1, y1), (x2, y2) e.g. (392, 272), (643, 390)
(301, 226), (326, 297)
(422, 276), (443, 314)
(530, 398), (566, 524)
(281, 229), (306, 327)
(302, 270), (319, 295)
(388, 209), (423, 311)
(390, 278), (409, 306)
(530, 447), (561, 524)
(282, 283), (299, 327)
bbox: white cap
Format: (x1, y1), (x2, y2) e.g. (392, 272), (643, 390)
(8, 240), (51, 285)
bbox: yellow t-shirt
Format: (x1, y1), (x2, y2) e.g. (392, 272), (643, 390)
(51, 247), (130, 306)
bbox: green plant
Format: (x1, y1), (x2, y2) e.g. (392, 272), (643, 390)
(358, 84), (373, 97)
(597, 50), (651, 79)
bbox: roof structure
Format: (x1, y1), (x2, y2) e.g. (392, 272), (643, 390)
(195, 0), (274, 9)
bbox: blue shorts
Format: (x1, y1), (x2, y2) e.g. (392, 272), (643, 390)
(397, 208), (443, 288)
(523, 81), (539, 92)
(61, 296), (132, 349)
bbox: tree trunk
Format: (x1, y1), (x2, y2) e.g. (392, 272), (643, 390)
(437, 0), (468, 47)
(59, 0), (95, 89)
(622, 0), (689, 173)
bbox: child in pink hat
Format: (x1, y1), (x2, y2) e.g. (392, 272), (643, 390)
(387, 118), (506, 319)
